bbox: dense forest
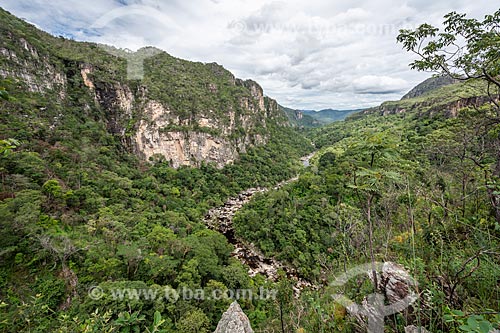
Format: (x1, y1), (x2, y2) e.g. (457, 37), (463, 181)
(1, 6), (500, 333)
(236, 99), (500, 332)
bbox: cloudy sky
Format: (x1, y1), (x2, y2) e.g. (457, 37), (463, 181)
(1, 0), (497, 110)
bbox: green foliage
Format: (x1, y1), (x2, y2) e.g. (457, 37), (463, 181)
(113, 311), (145, 333)
(176, 309), (210, 333)
(0, 87), (9, 100)
(0, 139), (20, 156)
(397, 10), (500, 82)
(1, 5), (500, 333)
(42, 179), (63, 200)
(444, 309), (500, 333)
(0, 6), (315, 332)
(235, 103), (500, 332)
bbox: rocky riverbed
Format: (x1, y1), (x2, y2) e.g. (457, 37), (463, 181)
(203, 154), (318, 294)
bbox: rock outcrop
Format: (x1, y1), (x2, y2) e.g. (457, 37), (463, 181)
(343, 262), (418, 333)
(377, 262), (417, 305)
(0, 7), (290, 169)
(214, 302), (254, 333)
(77, 61), (279, 169)
(133, 92), (268, 168)
(0, 35), (66, 97)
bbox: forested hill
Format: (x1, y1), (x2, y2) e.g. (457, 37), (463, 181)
(0, 7), (298, 169)
(401, 75), (458, 100)
(234, 76), (500, 331)
(0, 7), (313, 332)
(361, 79), (489, 118)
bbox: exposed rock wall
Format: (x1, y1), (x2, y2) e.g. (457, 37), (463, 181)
(367, 95), (495, 118)
(72, 63), (282, 169)
(133, 94), (268, 168)
(0, 22), (288, 169)
(0, 36), (66, 96)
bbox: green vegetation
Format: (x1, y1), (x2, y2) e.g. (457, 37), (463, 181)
(401, 75), (457, 99)
(0, 6), (313, 332)
(364, 79), (487, 116)
(232, 9), (500, 332)
(235, 103), (500, 332)
(282, 106), (322, 128)
(1, 6), (499, 333)
(0, 81), (311, 332)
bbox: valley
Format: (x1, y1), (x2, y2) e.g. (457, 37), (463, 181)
(204, 153), (318, 293)
(0, 5), (499, 333)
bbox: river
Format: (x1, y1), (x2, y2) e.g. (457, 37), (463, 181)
(203, 153), (318, 294)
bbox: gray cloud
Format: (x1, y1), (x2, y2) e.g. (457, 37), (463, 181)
(1, 0), (498, 110)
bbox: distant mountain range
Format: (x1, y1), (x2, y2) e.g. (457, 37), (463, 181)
(300, 109), (363, 123)
(296, 76), (463, 126)
(283, 107), (362, 127)
(283, 107), (364, 127)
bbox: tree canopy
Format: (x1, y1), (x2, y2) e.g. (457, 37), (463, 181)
(397, 10), (500, 108)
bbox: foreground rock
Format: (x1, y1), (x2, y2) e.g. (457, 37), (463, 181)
(214, 302), (254, 333)
(346, 262), (419, 332)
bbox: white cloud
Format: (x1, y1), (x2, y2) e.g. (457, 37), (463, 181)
(1, 0), (498, 110)
(352, 75), (409, 94)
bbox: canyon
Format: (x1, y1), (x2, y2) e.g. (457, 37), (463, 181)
(204, 153), (319, 295)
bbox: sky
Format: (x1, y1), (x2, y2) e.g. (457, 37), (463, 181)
(1, 0), (497, 110)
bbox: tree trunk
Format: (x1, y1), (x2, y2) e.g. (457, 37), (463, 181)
(367, 194), (378, 290)
(487, 150), (500, 223)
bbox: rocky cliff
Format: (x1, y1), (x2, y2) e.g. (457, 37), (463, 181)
(372, 95), (493, 118)
(365, 79), (492, 118)
(0, 8), (289, 168)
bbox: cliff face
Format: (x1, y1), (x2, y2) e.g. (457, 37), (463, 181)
(364, 79), (492, 118)
(133, 96), (268, 168)
(374, 95), (493, 118)
(131, 78), (279, 168)
(0, 8), (288, 168)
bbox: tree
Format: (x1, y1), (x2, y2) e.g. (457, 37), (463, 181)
(0, 86), (9, 100)
(347, 131), (402, 289)
(397, 10), (500, 104)
(397, 10), (500, 221)
(0, 139), (20, 156)
(176, 309), (210, 333)
(0, 87), (20, 157)
(42, 179), (64, 202)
